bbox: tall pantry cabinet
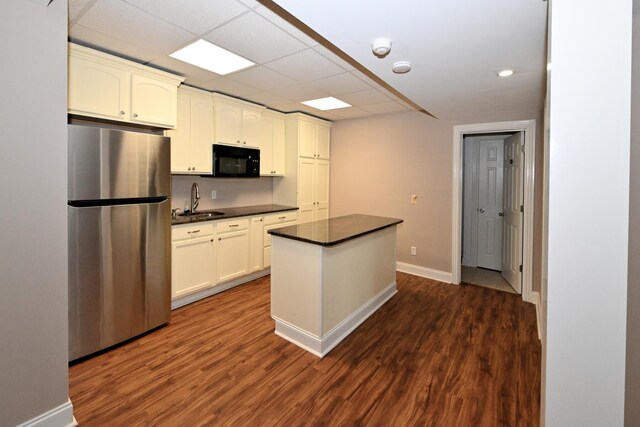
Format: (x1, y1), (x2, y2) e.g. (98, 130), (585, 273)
(273, 113), (331, 224)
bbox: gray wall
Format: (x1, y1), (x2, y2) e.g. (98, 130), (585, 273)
(0, 1), (71, 426)
(626, 0), (640, 425)
(329, 109), (544, 290)
(171, 176), (274, 211)
(544, 0), (631, 424)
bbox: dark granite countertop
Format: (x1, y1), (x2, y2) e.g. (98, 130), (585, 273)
(171, 204), (298, 225)
(268, 214), (403, 247)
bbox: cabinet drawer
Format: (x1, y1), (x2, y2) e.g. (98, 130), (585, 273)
(216, 218), (249, 232)
(172, 223), (215, 241)
(264, 211), (298, 225)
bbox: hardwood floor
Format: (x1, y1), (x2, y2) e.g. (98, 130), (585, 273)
(69, 272), (540, 426)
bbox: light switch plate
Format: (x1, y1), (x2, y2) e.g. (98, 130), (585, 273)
(411, 195), (418, 204)
(211, 190), (217, 199)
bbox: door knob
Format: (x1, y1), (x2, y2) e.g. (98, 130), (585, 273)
(499, 212), (505, 217)
(479, 208), (485, 213)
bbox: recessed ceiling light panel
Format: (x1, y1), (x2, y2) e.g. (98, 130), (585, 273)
(497, 69), (515, 77)
(170, 39), (254, 75)
(301, 97), (351, 111)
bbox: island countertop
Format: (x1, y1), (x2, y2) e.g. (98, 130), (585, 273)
(268, 214), (403, 247)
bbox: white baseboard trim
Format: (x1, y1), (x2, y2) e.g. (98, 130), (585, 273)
(171, 269), (270, 309)
(274, 282), (398, 357)
(532, 291), (541, 340)
(17, 399), (76, 427)
(396, 262), (452, 284)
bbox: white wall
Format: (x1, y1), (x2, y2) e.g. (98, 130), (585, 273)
(544, 0), (631, 425)
(0, 1), (72, 426)
(171, 175), (274, 211)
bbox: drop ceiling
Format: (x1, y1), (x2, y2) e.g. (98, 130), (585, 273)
(68, 0), (548, 121)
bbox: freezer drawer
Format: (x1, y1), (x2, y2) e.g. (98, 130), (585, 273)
(68, 200), (171, 361)
(68, 125), (170, 201)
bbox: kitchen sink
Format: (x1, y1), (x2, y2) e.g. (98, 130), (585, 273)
(193, 211), (225, 218)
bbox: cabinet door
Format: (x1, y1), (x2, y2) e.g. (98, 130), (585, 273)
(68, 56), (128, 121)
(171, 237), (215, 298)
(271, 116), (286, 175)
(216, 229), (250, 283)
(260, 115), (274, 175)
(215, 101), (242, 145)
(130, 74), (177, 128)
(314, 159), (330, 221)
(297, 158), (316, 224)
(168, 91), (191, 173)
(242, 109), (262, 148)
(250, 217), (264, 272)
(316, 124), (331, 160)
(189, 93), (213, 174)
(298, 120), (316, 158)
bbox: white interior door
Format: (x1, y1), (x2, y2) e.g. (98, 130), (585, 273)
(501, 132), (524, 292)
(476, 138), (504, 270)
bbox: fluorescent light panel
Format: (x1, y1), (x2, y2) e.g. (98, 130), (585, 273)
(170, 39), (254, 75)
(301, 97), (351, 111)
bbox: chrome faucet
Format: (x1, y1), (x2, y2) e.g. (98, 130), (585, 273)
(190, 182), (200, 214)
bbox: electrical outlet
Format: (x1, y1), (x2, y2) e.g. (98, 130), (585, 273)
(411, 195), (418, 204)
(211, 190), (217, 199)
(411, 246), (417, 256)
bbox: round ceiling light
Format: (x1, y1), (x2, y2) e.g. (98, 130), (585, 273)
(392, 61), (412, 74)
(498, 69), (514, 77)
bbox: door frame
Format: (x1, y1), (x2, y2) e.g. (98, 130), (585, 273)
(452, 120), (536, 303)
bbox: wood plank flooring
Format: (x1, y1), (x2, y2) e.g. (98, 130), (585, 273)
(69, 272), (540, 426)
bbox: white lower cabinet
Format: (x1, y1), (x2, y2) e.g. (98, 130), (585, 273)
(263, 211), (298, 268)
(250, 217), (264, 272)
(216, 218), (250, 283)
(171, 223), (215, 299)
(171, 210), (297, 305)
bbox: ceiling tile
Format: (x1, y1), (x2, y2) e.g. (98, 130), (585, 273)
(203, 11), (307, 64)
(123, 0), (249, 35)
(311, 72), (373, 96)
(146, 56), (221, 85)
(278, 83), (329, 103)
(227, 66), (297, 92)
(236, 0), (260, 9)
(69, 0), (94, 24)
(77, 0), (196, 56)
(264, 49), (344, 82)
(254, 5), (319, 47)
(338, 88), (391, 106)
(69, 24), (161, 63)
(313, 45), (357, 72)
(330, 107), (373, 119)
(360, 101), (409, 115)
(197, 77), (258, 97)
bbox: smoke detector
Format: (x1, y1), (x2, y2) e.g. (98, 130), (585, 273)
(371, 38), (392, 58)
(392, 61), (412, 74)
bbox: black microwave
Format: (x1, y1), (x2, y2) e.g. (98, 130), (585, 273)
(211, 144), (260, 177)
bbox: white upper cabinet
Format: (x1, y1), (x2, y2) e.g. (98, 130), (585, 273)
(260, 110), (286, 176)
(167, 86), (213, 174)
(297, 116), (331, 160)
(213, 94), (265, 148)
(68, 43), (183, 129)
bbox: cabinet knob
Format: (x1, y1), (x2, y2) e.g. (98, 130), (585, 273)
(237, 140), (240, 144)
(133, 113), (138, 118)
(120, 110), (125, 115)
(243, 141), (246, 145)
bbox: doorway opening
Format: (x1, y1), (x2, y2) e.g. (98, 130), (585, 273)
(461, 132), (523, 294)
(452, 120), (536, 304)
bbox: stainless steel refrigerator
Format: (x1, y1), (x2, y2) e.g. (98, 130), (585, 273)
(68, 125), (171, 361)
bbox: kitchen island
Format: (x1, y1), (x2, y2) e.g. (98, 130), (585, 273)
(269, 214), (403, 357)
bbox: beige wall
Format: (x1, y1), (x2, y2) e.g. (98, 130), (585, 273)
(0, 1), (71, 425)
(626, 1), (640, 425)
(330, 109), (544, 291)
(172, 175), (274, 211)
